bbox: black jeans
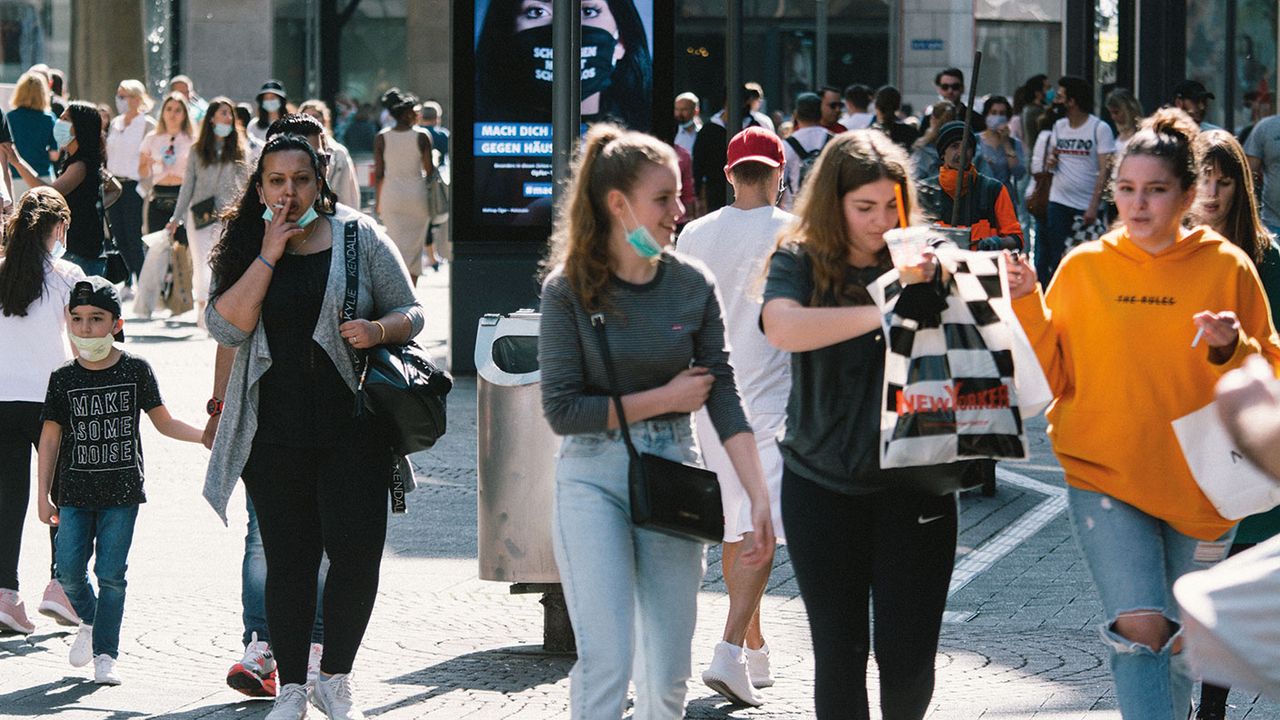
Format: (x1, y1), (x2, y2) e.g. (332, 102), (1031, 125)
(241, 436), (391, 685)
(0, 401), (57, 590)
(107, 179), (145, 282)
(782, 468), (958, 720)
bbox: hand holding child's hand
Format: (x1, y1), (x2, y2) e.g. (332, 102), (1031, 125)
(38, 495), (58, 526)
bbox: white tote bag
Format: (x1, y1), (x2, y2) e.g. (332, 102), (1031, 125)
(1172, 402), (1280, 520)
(1175, 534), (1280, 701)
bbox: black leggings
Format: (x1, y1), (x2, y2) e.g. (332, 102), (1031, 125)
(782, 468), (958, 720)
(0, 401), (58, 591)
(241, 437), (391, 685)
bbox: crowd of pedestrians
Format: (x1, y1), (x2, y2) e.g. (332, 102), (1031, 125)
(3, 54), (1280, 720)
(0, 64), (449, 720)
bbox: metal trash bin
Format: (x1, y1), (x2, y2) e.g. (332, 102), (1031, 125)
(475, 310), (573, 652)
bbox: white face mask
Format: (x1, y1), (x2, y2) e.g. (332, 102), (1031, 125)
(69, 333), (115, 361)
(115, 96), (130, 116)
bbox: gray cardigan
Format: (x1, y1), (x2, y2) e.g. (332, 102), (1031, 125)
(170, 150), (250, 225)
(202, 209), (425, 521)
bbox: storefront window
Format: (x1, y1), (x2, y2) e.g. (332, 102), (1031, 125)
(0, 0), (69, 84)
(976, 21), (1062, 101)
(272, 0), (407, 109)
(674, 0), (887, 118)
(1235, 0), (1277, 133)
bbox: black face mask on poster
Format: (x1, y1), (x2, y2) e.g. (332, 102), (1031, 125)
(513, 24), (620, 104)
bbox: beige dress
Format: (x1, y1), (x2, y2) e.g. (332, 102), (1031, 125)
(379, 128), (431, 273)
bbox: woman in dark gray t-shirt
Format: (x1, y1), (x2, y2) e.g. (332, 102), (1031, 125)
(538, 124), (775, 719)
(761, 130), (972, 719)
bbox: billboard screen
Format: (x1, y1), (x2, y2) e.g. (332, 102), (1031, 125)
(470, 0), (657, 228)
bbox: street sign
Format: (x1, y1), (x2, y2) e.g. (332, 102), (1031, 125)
(911, 38), (945, 51)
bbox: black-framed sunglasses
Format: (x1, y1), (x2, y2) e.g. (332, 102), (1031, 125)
(939, 83), (963, 91)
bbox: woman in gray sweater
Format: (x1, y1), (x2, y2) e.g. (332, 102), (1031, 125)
(203, 133), (422, 720)
(167, 97), (249, 326)
(538, 124), (775, 719)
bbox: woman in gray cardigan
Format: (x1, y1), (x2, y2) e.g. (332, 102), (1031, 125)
(203, 133), (423, 720)
(167, 97), (250, 327)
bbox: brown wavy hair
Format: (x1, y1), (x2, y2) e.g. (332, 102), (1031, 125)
(545, 123), (677, 313)
(195, 96), (246, 167)
(774, 130), (917, 306)
(1189, 129), (1270, 265)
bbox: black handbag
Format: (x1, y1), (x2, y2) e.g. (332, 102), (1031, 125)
(591, 313), (724, 544)
(97, 177), (130, 285)
(340, 219), (452, 457)
(190, 196), (218, 229)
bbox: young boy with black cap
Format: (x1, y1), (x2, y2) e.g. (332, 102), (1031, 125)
(35, 276), (203, 685)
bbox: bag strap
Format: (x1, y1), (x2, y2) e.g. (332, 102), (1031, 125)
(339, 219), (366, 390)
(590, 312), (641, 462)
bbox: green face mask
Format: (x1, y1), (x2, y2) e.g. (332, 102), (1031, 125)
(622, 197), (663, 259)
(70, 333), (114, 361)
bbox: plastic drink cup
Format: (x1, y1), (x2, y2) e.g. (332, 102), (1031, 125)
(884, 226), (933, 283)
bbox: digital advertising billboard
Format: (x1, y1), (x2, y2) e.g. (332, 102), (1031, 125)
(459, 0), (671, 237)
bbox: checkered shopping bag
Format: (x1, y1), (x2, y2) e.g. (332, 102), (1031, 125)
(868, 248), (1052, 469)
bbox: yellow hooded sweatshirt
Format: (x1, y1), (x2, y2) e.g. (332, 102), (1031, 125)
(1012, 227), (1280, 540)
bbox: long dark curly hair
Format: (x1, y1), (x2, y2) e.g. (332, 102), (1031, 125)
(208, 134), (337, 300)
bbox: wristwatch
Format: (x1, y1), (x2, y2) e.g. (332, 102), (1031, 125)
(206, 397), (224, 416)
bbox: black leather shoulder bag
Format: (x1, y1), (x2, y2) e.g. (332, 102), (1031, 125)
(590, 312), (724, 544)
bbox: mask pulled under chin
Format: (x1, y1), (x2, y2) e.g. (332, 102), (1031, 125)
(514, 24), (619, 103)
(621, 197), (663, 259)
(70, 333), (115, 361)
(262, 204), (320, 227)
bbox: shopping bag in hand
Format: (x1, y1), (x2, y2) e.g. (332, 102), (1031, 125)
(868, 247), (1051, 469)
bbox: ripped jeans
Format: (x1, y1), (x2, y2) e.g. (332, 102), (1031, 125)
(1068, 487), (1234, 720)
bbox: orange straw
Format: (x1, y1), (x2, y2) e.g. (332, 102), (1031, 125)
(894, 182), (908, 228)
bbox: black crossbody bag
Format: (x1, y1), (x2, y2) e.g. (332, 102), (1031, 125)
(590, 312), (724, 544)
(340, 220), (453, 512)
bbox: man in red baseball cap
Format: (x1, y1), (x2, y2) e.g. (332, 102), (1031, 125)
(676, 125), (791, 707)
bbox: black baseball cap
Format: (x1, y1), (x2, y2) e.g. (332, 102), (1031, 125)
(1174, 80), (1214, 101)
(69, 276), (125, 341)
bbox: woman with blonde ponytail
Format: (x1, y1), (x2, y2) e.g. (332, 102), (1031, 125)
(0, 187), (84, 635)
(538, 124), (775, 719)
(1007, 109), (1280, 719)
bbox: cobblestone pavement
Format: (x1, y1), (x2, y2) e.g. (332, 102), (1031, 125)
(2, 266), (1278, 719)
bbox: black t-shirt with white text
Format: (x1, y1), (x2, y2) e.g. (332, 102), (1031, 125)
(41, 352), (163, 507)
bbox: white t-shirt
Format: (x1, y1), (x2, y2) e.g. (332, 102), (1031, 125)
(0, 258), (85, 402)
(780, 125), (832, 210)
(1048, 114), (1115, 211)
(839, 111), (875, 130)
(1244, 115), (1280, 228)
(676, 205), (793, 420)
(106, 112), (156, 181)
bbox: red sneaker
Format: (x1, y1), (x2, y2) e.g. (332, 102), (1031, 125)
(227, 632), (278, 698)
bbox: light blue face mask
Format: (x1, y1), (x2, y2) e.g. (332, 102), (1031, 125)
(52, 119), (74, 149)
(262, 98), (282, 113)
(262, 203), (320, 227)
(1045, 88), (1056, 104)
(212, 122), (233, 138)
(622, 197), (664, 259)
(50, 239), (66, 260)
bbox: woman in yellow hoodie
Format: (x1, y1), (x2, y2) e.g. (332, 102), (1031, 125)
(1005, 109), (1280, 720)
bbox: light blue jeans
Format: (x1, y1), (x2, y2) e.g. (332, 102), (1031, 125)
(553, 419), (707, 720)
(56, 504), (139, 659)
(1068, 487), (1234, 720)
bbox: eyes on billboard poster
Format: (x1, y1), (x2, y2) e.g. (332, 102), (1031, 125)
(473, 0), (655, 227)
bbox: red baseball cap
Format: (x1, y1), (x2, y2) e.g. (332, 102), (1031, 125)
(725, 126), (785, 171)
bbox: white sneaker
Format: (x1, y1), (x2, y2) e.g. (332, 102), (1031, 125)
(306, 642), (323, 684)
(701, 641), (764, 707)
(266, 683), (309, 720)
(309, 672), (366, 720)
(745, 643), (774, 688)
(69, 624), (94, 667)
(93, 653), (121, 685)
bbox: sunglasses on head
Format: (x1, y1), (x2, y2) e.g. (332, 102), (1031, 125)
(939, 83), (963, 91)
